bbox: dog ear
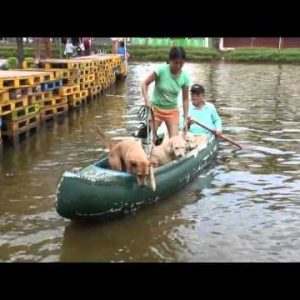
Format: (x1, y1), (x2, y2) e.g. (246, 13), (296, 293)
(128, 159), (137, 173)
(130, 159), (137, 166)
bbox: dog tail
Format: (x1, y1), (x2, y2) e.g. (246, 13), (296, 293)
(95, 126), (114, 149)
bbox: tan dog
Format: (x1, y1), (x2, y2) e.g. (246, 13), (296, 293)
(180, 131), (208, 151)
(150, 131), (187, 167)
(180, 131), (198, 151)
(96, 127), (155, 188)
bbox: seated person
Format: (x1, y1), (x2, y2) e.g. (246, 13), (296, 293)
(180, 84), (222, 146)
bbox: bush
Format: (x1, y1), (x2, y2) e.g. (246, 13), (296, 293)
(6, 57), (18, 69)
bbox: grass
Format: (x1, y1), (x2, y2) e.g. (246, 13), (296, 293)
(126, 46), (221, 62)
(1, 44), (300, 64)
(223, 48), (300, 63)
(0, 45), (61, 59)
(125, 46), (300, 64)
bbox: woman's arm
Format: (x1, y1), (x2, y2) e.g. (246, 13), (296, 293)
(182, 86), (189, 129)
(141, 71), (157, 107)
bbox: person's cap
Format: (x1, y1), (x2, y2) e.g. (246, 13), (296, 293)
(190, 84), (205, 94)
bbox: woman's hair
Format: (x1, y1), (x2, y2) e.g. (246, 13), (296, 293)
(166, 46), (186, 64)
(119, 41), (125, 47)
(169, 46), (186, 60)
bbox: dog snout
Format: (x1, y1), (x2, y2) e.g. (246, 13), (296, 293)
(137, 176), (147, 187)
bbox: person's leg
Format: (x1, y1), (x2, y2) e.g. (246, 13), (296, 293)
(166, 108), (179, 138)
(167, 124), (179, 137)
(153, 119), (162, 132)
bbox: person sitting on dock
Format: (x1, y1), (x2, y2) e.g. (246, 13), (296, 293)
(182, 84), (222, 145)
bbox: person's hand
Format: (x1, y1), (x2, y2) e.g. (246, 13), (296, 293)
(215, 131), (222, 137)
(145, 98), (152, 108)
(187, 117), (195, 127)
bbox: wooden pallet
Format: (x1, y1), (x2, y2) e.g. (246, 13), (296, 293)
(2, 112), (40, 132)
(59, 85), (80, 96)
(68, 97), (87, 108)
(0, 101), (13, 116)
(62, 91), (81, 103)
(79, 69), (91, 76)
(4, 104), (40, 121)
(41, 79), (63, 91)
(38, 60), (80, 70)
(8, 88), (29, 100)
(12, 97), (29, 110)
(0, 76), (29, 89)
(27, 85), (42, 95)
(0, 90), (9, 102)
(0, 97), (29, 116)
(43, 96), (67, 107)
(69, 70), (80, 77)
(80, 90), (89, 98)
(40, 103), (68, 120)
(2, 120), (40, 144)
(28, 91), (53, 105)
(63, 78), (80, 85)
(28, 92), (44, 105)
(47, 69), (70, 79)
(0, 70), (55, 89)
(83, 74), (95, 83)
(88, 87), (98, 96)
(79, 61), (91, 69)
(14, 69), (56, 82)
(96, 86), (102, 93)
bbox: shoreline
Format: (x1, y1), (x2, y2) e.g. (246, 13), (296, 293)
(2, 45), (300, 65)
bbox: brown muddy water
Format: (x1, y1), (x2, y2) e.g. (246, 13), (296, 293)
(0, 62), (300, 262)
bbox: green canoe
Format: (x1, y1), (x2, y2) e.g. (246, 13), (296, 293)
(56, 136), (219, 221)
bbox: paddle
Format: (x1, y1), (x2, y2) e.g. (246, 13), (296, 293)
(191, 119), (242, 151)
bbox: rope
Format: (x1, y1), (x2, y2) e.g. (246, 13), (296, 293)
(137, 105), (157, 158)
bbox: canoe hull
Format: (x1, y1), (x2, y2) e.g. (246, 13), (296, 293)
(56, 137), (218, 221)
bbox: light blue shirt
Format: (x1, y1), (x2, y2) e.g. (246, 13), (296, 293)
(180, 101), (222, 136)
(117, 47), (125, 56)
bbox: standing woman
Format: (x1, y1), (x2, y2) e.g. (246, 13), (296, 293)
(141, 47), (190, 137)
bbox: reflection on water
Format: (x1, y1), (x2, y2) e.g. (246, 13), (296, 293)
(1, 62), (300, 262)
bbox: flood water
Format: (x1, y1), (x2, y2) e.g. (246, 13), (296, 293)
(1, 62), (300, 262)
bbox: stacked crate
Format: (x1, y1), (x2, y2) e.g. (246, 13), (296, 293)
(0, 70), (56, 143)
(0, 55), (126, 146)
(34, 55), (122, 104)
(37, 59), (90, 109)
